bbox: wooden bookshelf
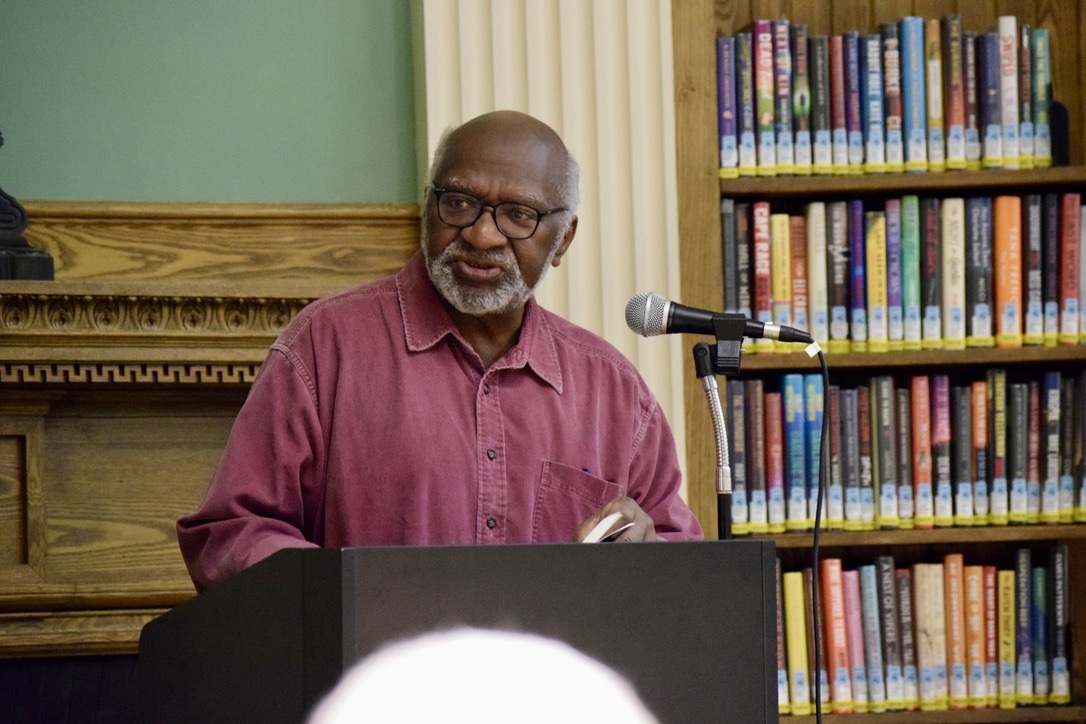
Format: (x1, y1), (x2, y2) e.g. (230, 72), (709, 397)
(672, 1), (1086, 721)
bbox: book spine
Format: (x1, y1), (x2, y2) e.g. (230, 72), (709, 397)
(1059, 192), (1082, 344)
(790, 214), (810, 343)
(754, 20), (777, 175)
(1031, 29), (1052, 166)
(965, 196), (995, 347)
(735, 202), (752, 317)
(850, 200), (868, 351)
(896, 568), (920, 709)
(896, 387), (915, 528)
(766, 391), (786, 533)
(803, 568), (830, 706)
(810, 35), (833, 174)
(792, 23), (812, 174)
(829, 35), (850, 173)
(860, 564), (888, 712)
(826, 385), (845, 529)
(952, 385), (975, 526)
(873, 376), (899, 527)
(984, 566), (999, 705)
(921, 198), (943, 348)
(861, 33), (886, 172)
(807, 201), (830, 344)
(1049, 544), (1070, 702)
(924, 18), (946, 171)
(1060, 376), (1077, 521)
(1028, 381), (1042, 523)
(1042, 372), (1062, 524)
(941, 197), (967, 350)
(771, 212), (794, 349)
(944, 553), (968, 708)
(1024, 194), (1045, 343)
(1014, 548), (1033, 704)
(964, 565), (987, 707)
(727, 380), (750, 535)
(865, 211), (889, 352)
(721, 198), (738, 312)
(820, 558), (854, 712)
(988, 369), (1010, 524)
(901, 195), (922, 349)
(1031, 565), (1049, 703)
(886, 199), (904, 349)
(979, 32), (1003, 168)
(1076, 372), (1086, 522)
(843, 569), (870, 711)
(1008, 383), (1030, 523)
(773, 19), (795, 174)
(753, 201), (774, 352)
(963, 31), (982, 169)
(932, 375), (954, 526)
(828, 201), (851, 351)
(735, 33), (758, 176)
(998, 17), (1020, 168)
(805, 374), (825, 525)
(717, 36), (739, 178)
(841, 388), (861, 529)
(1043, 193), (1061, 345)
(776, 558), (791, 713)
(910, 375), (935, 528)
(942, 14), (966, 169)
(881, 24), (905, 172)
(972, 381), (991, 524)
(900, 17), (928, 171)
(919, 562), (950, 709)
(783, 374), (809, 530)
(994, 195), (1024, 347)
(858, 385), (876, 529)
(1018, 25), (1034, 168)
(877, 556), (904, 709)
(843, 31), (864, 173)
(997, 568), (1016, 708)
(746, 379), (768, 533)
(1080, 204), (1086, 341)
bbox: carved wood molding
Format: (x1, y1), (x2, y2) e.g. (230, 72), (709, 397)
(1, 362), (260, 386)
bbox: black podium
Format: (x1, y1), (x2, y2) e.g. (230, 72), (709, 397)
(139, 541), (777, 723)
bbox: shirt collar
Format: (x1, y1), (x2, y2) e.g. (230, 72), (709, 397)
(396, 251), (563, 393)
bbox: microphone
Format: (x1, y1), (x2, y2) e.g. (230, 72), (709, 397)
(625, 291), (814, 344)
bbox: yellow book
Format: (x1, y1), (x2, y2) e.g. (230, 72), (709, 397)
(865, 212), (889, 353)
(924, 18), (947, 172)
(770, 213), (793, 353)
(941, 198), (967, 350)
(782, 571), (812, 715)
(998, 569), (1016, 709)
(964, 566), (987, 708)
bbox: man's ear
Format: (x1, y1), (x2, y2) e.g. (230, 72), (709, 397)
(550, 216), (578, 267)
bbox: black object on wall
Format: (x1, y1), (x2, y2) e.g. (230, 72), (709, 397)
(0, 655), (138, 724)
(0, 131), (55, 280)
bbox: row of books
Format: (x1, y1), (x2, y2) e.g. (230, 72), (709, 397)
(777, 547), (1071, 715)
(721, 193), (1086, 354)
(727, 370), (1086, 534)
(717, 14), (1054, 178)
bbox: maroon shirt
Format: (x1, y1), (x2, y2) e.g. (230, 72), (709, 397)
(178, 252), (702, 590)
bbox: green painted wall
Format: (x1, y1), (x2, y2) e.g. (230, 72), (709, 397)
(0, 1), (417, 203)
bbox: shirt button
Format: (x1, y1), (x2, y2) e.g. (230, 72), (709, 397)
(487, 448), (496, 460)
(486, 517), (498, 529)
(483, 383), (491, 394)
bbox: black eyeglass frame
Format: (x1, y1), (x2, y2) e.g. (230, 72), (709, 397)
(429, 185), (568, 240)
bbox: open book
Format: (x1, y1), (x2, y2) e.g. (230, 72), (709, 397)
(580, 511), (635, 543)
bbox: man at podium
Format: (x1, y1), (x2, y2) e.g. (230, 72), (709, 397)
(176, 110), (703, 591)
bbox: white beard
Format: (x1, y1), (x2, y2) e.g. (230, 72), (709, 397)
(423, 236), (557, 316)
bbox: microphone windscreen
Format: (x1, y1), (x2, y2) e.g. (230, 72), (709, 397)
(625, 292), (667, 336)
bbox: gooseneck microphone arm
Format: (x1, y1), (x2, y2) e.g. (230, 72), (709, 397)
(693, 343), (732, 540)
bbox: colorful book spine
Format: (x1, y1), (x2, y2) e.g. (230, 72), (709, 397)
(754, 20), (777, 175)
(861, 34), (886, 172)
(810, 35), (833, 174)
(941, 198), (967, 350)
(717, 36), (738, 179)
(820, 558), (853, 712)
(952, 385), (975, 526)
(771, 212), (794, 347)
(963, 31), (982, 169)
(735, 202), (752, 317)
(924, 18), (946, 171)
(984, 566), (999, 705)
(1024, 194), (1045, 344)
(829, 35), (850, 173)
(994, 195), (1024, 348)
(752, 202), (774, 352)
(783, 374), (809, 530)
(858, 385), (876, 529)
(865, 211), (889, 352)
(965, 196), (994, 347)
(900, 17), (928, 171)
(1049, 544), (1070, 702)
(896, 387), (915, 528)
(942, 14), (966, 169)
(805, 374), (824, 525)
(872, 376), (899, 527)
(1060, 376), (1077, 521)
(807, 201), (830, 344)
(1031, 28), (1052, 167)
(932, 375), (954, 526)
(901, 195), (922, 349)
(746, 379), (768, 533)
(998, 17), (1020, 169)
(790, 214), (810, 344)
(859, 564), (887, 712)
(877, 556), (904, 709)
(997, 568), (1016, 708)
(735, 33), (758, 176)
(886, 199), (904, 349)
(1043, 193), (1061, 345)
(843, 31), (864, 173)
(766, 391), (786, 533)
(921, 198), (943, 348)
(1042, 372), (1062, 524)
(843, 569), (870, 711)
(783, 570), (812, 715)
(944, 554), (968, 708)
(911, 375), (935, 528)
(826, 385), (845, 529)
(1031, 566), (1049, 703)
(964, 565), (987, 707)
(972, 381), (991, 523)
(1018, 25), (1034, 168)
(773, 19), (795, 175)
(1028, 381), (1041, 523)
(792, 23), (812, 174)
(850, 200), (868, 351)
(979, 32), (1003, 168)
(828, 201), (851, 351)
(1008, 382), (1030, 523)
(881, 24), (905, 173)
(1059, 193), (1082, 344)
(988, 369), (1010, 525)
(727, 380), (749, 535)
(896, 568), (920, 709)
(1014, 549), (1033, 704)
(842, 388), (863, 529)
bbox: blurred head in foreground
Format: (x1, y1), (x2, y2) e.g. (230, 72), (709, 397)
(307, 627), (660, 723)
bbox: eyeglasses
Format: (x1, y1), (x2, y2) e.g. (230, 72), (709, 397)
(430, 186), (567, 240)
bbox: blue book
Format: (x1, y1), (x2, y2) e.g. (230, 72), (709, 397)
(860, 34), (885, 172)
(885, 199), (904, 349)
(860, 564), (888, 711)
(899, 17), (928, 171)
(804, 374), (824, 523)
(843, 31), (864, 172)
(979, 32), (1003, 168)
(849, 199), (868, 350)
(1015, 549), (1034, 704)
(735, 33), (758, 175)
(716, 36), (738, 178)
(783, 374), (809, 530)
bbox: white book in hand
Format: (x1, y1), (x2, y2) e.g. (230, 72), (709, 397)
(581, 512), (635, 543)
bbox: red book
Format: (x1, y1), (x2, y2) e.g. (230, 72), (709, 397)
(820, 558), (854, 712)
(1059, 193), (1082, 344)
(910, 375), (934, 528)
(983, 565), (998, 706)
(765, 391), (786, 532)
(790, 214), (810, 335)
(1027, 380), (1042, 523)
(829, 35), (848, 170)
(753, 202), (774, 342)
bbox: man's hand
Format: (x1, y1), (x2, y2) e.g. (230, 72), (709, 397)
(574, 496), (660, 542)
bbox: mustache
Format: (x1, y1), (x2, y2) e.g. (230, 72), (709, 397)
(437, 240), (513, 270)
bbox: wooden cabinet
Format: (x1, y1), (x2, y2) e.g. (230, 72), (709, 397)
(671, 1), (1086, 720)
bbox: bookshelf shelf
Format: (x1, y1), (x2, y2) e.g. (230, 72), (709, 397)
(737, 345), (1086, 372)
(764, 524), (1086, 550)
(790, 705), (1086, 723)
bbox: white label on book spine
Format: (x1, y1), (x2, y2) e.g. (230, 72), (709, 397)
(914, 482), (934, 519)
(935, 482), (954, 520)
(973, 481), (989, 519)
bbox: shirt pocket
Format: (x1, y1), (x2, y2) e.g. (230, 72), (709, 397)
(531, 460), (623, 543)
